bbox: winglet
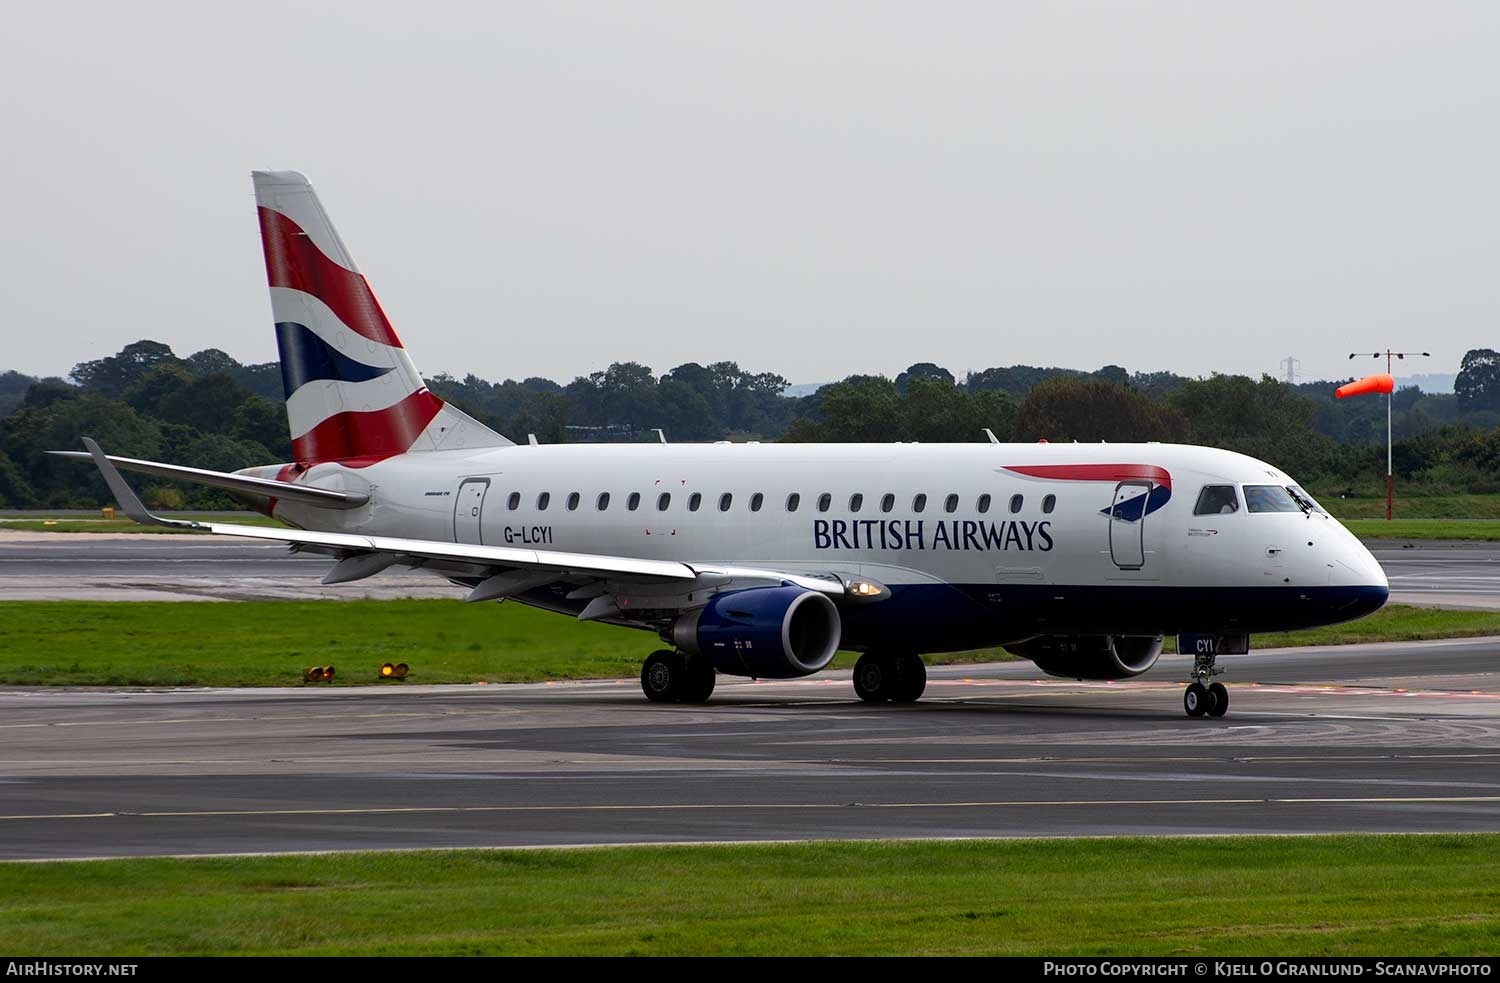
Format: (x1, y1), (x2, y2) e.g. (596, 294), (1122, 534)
(81, 437), (200, 529)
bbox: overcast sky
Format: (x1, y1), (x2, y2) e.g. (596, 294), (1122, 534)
(2, 2), (1496, 386)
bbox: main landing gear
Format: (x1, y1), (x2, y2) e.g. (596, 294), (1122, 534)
(853, 651), (927, 704)
(1183, 648), (1229, 718)
(640, 650), (716, 704)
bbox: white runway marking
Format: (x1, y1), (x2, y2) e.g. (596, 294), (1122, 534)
(2, 795), (1498, 824)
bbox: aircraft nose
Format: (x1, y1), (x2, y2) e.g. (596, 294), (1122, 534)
(1354, 538), (1389, 590)
(1330, 537), (1388, 618)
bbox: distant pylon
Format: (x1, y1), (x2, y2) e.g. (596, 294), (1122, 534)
(1279, 356), (1301, 385)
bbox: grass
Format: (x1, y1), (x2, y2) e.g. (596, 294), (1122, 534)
(0, 600), (1496, 688)
(0, 513), (284, 534)
(1345, 518), (1500, 541)
(1322, 493), (1500, 520)
(0, 836), (1495, 955)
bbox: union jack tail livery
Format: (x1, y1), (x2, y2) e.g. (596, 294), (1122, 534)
(253, 170), (510, 466)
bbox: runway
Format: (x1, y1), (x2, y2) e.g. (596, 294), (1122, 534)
(1, 530), (1497, 608)
(0, 530), (445, 601)
(2, 637), (1497, 860)
(1367, 540), (1500, 610)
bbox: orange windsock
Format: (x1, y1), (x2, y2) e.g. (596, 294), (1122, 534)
(1335, 373), (1395, 399)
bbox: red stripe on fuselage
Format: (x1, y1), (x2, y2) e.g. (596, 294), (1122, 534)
(258, 206), (403, 349)
(1002, 464), (1171, 490)
(291, 389), (444, 466)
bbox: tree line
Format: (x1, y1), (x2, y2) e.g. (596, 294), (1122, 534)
(5, 339), (1500, 508)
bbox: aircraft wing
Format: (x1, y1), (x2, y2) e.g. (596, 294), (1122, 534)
(75, 438), (847, 607)
(47, 449), (366, 509)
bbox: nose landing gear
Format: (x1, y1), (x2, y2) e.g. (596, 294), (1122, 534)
(1184, 649), (1228, 718)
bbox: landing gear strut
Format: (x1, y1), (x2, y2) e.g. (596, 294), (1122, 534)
(1184, 650), (1228, 718)
(640, 650), (716, 704)
(853, 651), (927, 704)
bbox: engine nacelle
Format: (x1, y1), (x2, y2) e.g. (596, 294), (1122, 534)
(673, 586), (841, 679)
(1005, 634), (1164, 681)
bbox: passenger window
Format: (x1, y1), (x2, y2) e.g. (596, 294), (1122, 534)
(597, 492), (610, 511)
(688, 492), (702, 512)
(507, 492), (520, 511)
(719, 493), (732, 512)
(913, 493), (927, 513)
(627, 492), (640, 511)
(849, 493), (863, 513)
(537, 492), (550, 511)
(977, 494), (991, 514)
(944, 494), (959, 513)
(786, 493), (801, 512)
(657, 492), (671, 511)
(817, 493), (832, 513)
(1009, 494), (1023, 514)
(880, 493), (895, 513)
(567, 492), (580, 511)
(750, 493), (763, 512)
(1042, 494), (1056, 514)
(1194, 485), (1240, 516)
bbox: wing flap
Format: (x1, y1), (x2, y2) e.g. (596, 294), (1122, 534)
(198, 520), (699, 580)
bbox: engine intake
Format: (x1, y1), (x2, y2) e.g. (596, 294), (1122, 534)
(673, 586), (841, 679)
(1005, 634), (1164, 681)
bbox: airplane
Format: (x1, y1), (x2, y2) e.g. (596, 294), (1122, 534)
(59, 171), (1390, 717)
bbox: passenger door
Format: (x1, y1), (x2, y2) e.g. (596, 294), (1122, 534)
(1108, 480), (1150, 570)
(454, 479), (489, 545)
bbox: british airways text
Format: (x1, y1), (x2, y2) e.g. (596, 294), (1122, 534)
(813, 519), (1053, 552)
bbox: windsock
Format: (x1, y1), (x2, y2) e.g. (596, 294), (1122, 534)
(1335, 374), (1395, 399)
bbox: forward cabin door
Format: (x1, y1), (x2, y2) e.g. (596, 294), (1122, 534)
(454, 479), (489, 545)
(1108, 480), (1150, 570)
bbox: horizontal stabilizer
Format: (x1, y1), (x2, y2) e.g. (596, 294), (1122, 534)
(49, 448), (367, 509)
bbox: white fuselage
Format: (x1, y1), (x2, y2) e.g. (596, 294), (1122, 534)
(266, 441), (1389, 652)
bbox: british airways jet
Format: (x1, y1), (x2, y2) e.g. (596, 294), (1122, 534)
(62, 171), (1389, 717)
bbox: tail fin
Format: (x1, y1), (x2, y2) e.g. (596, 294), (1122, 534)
(252, 170), (511, 465)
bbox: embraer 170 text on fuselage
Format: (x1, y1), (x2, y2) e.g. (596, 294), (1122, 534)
(62, 171), (1389, 717)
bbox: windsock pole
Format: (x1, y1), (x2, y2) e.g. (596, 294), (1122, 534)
(1382, 350), (1392, 522)
(1343, 350), (1430, 521)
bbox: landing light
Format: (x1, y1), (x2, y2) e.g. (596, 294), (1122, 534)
(844, 579), (890, 603)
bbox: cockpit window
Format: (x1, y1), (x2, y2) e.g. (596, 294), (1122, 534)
(1243, 484), (1303, 513)
(1194, 485), (1239, 516)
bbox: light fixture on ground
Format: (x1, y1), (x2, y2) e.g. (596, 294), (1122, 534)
(378, 662), (409, 680)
